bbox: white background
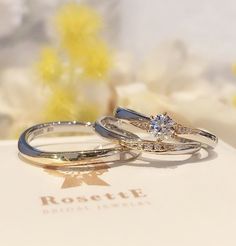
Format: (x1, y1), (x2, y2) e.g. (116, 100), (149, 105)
(119, 0), (236, 62)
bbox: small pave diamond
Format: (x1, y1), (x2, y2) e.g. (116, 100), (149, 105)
(149, 114), (175, 140)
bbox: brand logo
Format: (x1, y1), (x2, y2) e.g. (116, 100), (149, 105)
(44, 164), (110, 189)
(41, 188), (146, 206)
(40, 188), (151, 214)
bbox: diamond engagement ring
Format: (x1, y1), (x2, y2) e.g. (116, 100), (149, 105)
(95, 116), (202, 154)
(18, 121), (140, 167)
(115, 107), (218, 149)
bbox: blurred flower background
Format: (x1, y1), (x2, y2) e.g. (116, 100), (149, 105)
(0, 0), (236, 148)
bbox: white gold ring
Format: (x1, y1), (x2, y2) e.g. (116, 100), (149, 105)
(115, 107), (218, 149)
(95, 116), (202, 155)
(18, 121), (140, 167)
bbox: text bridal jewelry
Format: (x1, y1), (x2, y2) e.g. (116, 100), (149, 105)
(95, 116), (202, 154)
(114, 107), (218, 149)
(18, 121), (140, 167)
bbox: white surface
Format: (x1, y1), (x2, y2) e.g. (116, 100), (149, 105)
(0, 137), (236, 246)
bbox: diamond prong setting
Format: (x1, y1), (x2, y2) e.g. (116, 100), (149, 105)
(149, 113), (176, 140)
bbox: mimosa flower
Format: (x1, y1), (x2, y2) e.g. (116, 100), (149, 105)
(232, 95), (236, 107)
(35, 2), (112, 123)
(80, 41), (111, 80)
(43, 86), (78, 121)
(55, 3), (101, 61)
(37, 47), (63, 86)
(232, 63), (236, 75)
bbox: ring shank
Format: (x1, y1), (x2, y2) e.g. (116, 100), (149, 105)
(18, 121), (140, 167)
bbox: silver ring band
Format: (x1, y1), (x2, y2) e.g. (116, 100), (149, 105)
(18, 121), (140, 167)
(115, 107), (218, 149)
(95, 116), (201, 155)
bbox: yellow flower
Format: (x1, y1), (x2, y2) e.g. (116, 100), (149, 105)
(55, 3), (101, 60)
(35, 3), (112, 123)
(37, 47), (63, 86)
(43, 86), (78, 121)
(80, 41), (112, 80)
(77, 101), (100, 122)
(53, 3), (112, 80)
(232, 94), (236, 107)
(232, 64), (236, 75)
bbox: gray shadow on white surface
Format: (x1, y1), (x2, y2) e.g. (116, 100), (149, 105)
(127, 148), (218, 169)
(24, 141), (218, 171)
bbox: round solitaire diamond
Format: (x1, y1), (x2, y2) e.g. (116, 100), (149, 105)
(149, 114), (175, 140)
